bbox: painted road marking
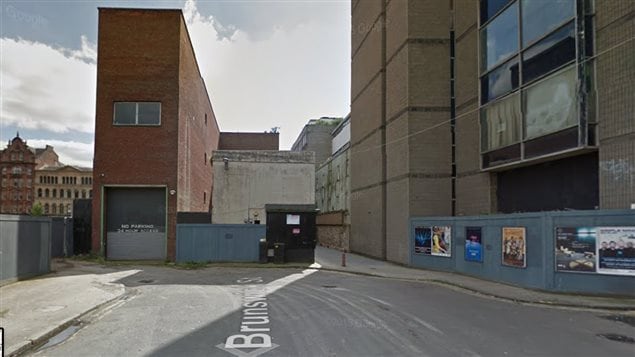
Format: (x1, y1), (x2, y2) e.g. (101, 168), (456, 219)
(218, 268), (318, 356)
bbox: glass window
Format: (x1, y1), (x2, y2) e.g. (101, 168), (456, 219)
(113, 102), (136, 125)
(481, 94), (521, 151)
(481, 2), (519, 72)
(114, 102), (161, 125)
(522, 22), (575, 83)
(481, 0), (515, 24)
(524, 67), (577, 139)
(521, 0), (575, 46)
(137, 102), (161, 125)
(481, 56), (519, 104)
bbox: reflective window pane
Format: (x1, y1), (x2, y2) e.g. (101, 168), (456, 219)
(138, 102), (161, 125)
(522, 21), (575, 83)
(524, 66), (577, 139)
(481, 56), (519, 104)
(480, 94), (521, 151)
(481, 2), (519, 72)
(521, 0), (575, 46)
(113, 102), (136, 125)
(480, 0), (515, 24)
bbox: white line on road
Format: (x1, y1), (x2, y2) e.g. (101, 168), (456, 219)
(218, 268), (319, 356)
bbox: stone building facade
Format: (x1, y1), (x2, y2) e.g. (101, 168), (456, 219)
(35, 165), (93, 216)
(0, 135), (36, 214)
(350, 0), (634, 263)
(291, 117), (343, 167)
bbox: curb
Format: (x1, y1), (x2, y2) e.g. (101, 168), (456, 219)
(8, 289), (129, 357)
(315, 266), (635, 312)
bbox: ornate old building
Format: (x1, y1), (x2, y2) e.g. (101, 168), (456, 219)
(0, 134), (36, 214)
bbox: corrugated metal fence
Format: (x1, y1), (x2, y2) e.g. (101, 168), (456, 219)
(0, 215), (51, 284)
(410, 209), (635, 296)
(176, 224), (265, 263)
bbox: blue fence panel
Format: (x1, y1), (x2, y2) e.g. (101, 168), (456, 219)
(1, 215), (51, 284)
(410, 210), (635, 296)
(176, 224), (265, 263)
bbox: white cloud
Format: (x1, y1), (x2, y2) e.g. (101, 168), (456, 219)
(1, 0), (350, 171)
(0, 37), (96, 134)
(183, 0), (351, 149)
(26, 138), (93, 168)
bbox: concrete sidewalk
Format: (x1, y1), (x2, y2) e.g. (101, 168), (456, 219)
(0, 261), (140, 356)
(314, 245), (635, 310)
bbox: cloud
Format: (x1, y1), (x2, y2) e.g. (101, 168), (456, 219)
(25, 138), (93, 168)
(183, 0), (351, 149)
(0, 37), (96, 134)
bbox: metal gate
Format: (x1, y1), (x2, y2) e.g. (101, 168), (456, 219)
(106, 187), (166, 260)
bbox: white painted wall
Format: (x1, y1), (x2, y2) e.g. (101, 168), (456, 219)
(212, 151), (315, 224)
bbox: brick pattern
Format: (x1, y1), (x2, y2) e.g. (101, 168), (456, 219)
(92, 9), (220, 259)
(0, 137), (36, 214)
(219, 132), (279, 150)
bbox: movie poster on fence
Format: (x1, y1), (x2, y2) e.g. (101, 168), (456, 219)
(431, 226), (452, 257)
(555, 227), (596, 273)
(596, 226), (635, 276)
(414, 226), (432, 255)
(465, 227), (483, 262)
(502, 227), (526, 268)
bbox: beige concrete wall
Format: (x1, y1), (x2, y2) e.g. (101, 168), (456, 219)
(595, 1), (635, 209)
(316, 148), (350, 215)
(211, 151), (315, 224)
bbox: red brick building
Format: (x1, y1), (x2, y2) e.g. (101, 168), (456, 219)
(92, 8), (220, 260)
(218, 132), (279, 151)
(0, 134), (36, 214)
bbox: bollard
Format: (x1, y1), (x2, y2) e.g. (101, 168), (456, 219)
(341, 252), (346, 267)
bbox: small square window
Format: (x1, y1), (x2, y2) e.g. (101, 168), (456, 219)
(113, 102), (161, 125)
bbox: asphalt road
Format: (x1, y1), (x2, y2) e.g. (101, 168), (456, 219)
(32, 267), (635, 357)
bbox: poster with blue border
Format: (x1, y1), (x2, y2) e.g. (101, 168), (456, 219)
(465, 227), (482, 262)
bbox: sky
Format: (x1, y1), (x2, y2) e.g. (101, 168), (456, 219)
(0, 0), (351, 167)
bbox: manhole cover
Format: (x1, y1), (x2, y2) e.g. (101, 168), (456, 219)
(322, 285), (337, 289)
(597, 333), (635, 344)
(138, 279), (154, 284)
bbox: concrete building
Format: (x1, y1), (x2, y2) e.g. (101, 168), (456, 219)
(211, 150), (315, 225)
(315, 116), (351, 250)
(350, 0), (634, 263)
(291, 117), (343, 167)
(0, 135), (36, 214)
(92, 8), (220, 260)
(35, 165), (93, 216)
(218, 132), (279, 150)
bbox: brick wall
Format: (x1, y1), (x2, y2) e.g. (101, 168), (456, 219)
(92, 9), (220, 260)
(219, 132), (279, 150)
